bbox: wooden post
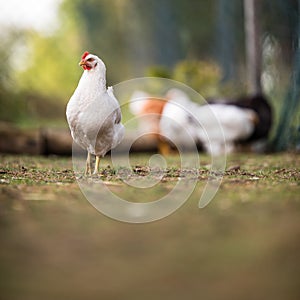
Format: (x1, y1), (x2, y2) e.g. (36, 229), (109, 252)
(244, 0), (262, 94)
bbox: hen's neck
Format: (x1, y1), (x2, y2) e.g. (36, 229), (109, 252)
(78, 67), (107, 96)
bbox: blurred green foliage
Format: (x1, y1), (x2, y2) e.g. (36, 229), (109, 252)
(16, 33), (80, 101)
(173, 60), (221, 97)
(0, 30), (26, 122)
(146, 66), (172, 79)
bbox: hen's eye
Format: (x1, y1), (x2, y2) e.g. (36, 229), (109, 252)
(87, 58), (94, 62)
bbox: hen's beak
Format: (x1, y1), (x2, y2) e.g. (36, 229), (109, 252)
(79, 60), (86, 66)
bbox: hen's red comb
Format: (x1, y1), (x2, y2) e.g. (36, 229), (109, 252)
(81, 51), (90, 60)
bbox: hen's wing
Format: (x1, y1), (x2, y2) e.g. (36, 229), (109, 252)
(114, 106), (122, 124)
(107, 86), (122, 124)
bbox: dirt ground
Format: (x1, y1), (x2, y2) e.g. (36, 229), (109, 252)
(0, 153), (300, 300)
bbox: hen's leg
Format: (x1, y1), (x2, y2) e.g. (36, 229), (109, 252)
(158, 140), (171, 156)
(85, 152), (92, 176)
(93, 155), (100, 175)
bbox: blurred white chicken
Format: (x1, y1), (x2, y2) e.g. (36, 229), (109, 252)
(159, 89), (200, 154)
(160, 89), (258, 155)
(194, 103), (257, 154)
(66, 51), (124, 175)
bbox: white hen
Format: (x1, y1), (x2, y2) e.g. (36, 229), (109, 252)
(66, 51), (124, 175)
(160, 89), (257, 155)
(194, 104), (257, 154)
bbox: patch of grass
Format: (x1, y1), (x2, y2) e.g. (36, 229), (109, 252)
(1, 153), (299, 185)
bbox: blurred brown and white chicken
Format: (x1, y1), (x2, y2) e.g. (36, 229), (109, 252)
(129, 91), (168, 152)
(66, 51), (124, 175)
(129, 91), (166, 135)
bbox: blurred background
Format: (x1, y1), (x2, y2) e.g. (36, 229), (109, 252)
(0, 0), (300, 151)
(1, 3), (300, 300)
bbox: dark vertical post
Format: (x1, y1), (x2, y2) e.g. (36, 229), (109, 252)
(244, 0), (262, 94)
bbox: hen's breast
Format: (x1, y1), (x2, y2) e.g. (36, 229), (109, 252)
(67, 93), (123, 156)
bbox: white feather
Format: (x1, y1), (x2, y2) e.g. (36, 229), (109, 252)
(160, 89), (256, 154)
(66, 54), (124, 157)
(160, 89), (199, 148)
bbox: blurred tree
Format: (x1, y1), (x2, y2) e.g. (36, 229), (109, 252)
(9, 1), (84, 123)
(214, 0), (247, 96)
(261, 0), (298, 66)
(60, 0), (185, 81)
(0, 30), (27, 122)
(271, 0), (300, 151)
(17, 33), (81, 100)
(172, 0), (216, 58)
(124, 0), (183, 74)
(216, 0), (239, 83)
(16, 2), (82, 102)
